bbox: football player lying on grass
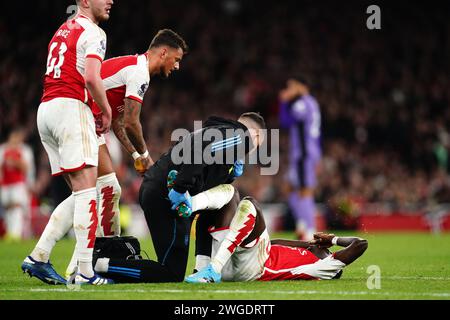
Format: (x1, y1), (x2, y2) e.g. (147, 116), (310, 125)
(184, 188), (368, 283)
(93, 184), (367, 283)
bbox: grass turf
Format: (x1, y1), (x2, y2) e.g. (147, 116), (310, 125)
(0, 232), (449, 300)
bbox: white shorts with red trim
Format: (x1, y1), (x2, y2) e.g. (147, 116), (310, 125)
(37, 97), (99, 176)
(259, 244), (346, 281)
(0, 182), (29, 207)
(210, 227), (271, 282)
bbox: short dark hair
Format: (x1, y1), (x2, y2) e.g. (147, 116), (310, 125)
(149, 29), (188, 53)
(292, 75), (309, 87)
(239, 112), (266, 130)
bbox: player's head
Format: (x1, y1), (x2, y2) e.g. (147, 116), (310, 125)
(7, 127), (26, 145)
(286, 76), (309, 95)
(237, 112), (266, 152)
(76, 0), (113, 23)
(148, 29), (188, 78)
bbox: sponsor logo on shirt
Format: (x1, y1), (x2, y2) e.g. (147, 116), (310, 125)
(97, 39), (106, 55)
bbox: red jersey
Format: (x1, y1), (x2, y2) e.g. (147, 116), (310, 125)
(41, 14), (107, 107)
(0, 144), (34, 186)
(92, 54), (150, 119)
(259, 245), (320, 281)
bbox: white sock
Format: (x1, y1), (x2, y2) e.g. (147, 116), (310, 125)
(94, 257), (110, 273)
(192, 184), (235, 212)
(195, 255), (211, 271)
(96, 173), (121, 237)
(73, 187), (98, 278)
(210, 199), (257, 273)
(67, 173), (121, 277)
(31, 194), (75, 262)
(5, 206), (24, 239)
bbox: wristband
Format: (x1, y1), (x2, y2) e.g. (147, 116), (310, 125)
(142, 150), (149, 158)
(132, 151), (140, 160)
(331, 237), (339, 246)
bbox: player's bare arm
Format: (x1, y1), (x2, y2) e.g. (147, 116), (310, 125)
(111, 108), (152, 175)
(313, 233), (368, 265)
(85, 57), (112, 134)
(123, 97), (147, 155)
(270, 239), (312, 248)
(111, 112), (137, 156)
(123, 97), (154, 172)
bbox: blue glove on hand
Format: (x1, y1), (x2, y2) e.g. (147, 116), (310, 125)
(232, 159), (244, 177)
(168, 189), (193, 215)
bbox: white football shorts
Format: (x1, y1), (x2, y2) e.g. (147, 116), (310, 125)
(0, 182), (29, 207)
(210, 228), (271, 282)
(37, 98), (99, 176)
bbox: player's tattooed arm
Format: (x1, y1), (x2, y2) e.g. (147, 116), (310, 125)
(123, 97), (147, 154)
(111, 113), (138, 156)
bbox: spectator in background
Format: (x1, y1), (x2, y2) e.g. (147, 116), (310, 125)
(0, 1), (449, 224)
(0, 128), (35, 240)
(279, 78), (322, 240)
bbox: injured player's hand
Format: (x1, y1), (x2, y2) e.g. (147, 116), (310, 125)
(310, 232), (335, 248)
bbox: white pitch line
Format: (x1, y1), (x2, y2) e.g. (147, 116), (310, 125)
(0, 288), (449, 298)
(327, 276), (450, 281)
(384, 276), (450, 281)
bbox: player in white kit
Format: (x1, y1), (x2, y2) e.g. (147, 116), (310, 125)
(64, 29), (188, 279)
(21, 0), (115, 285)
(0, 128), (35, 241)
(184, 189), (368, 283)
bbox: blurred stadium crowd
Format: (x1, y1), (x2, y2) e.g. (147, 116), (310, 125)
(1, 1), (449, 234)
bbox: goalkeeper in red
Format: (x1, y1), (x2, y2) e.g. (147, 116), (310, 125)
(185, 191), (368, 283)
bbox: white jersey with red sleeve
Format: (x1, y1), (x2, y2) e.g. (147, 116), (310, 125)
(92, 53), (150, 119)
(0, 142), (35, 211)
(41, 14), (107, 107)
(259, 245), (346, 281)
(0, 143), (35, 187)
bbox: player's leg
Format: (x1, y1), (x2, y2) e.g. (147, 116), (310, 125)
(186, 196), (266, 283)
(30, 181), (74, 264)
(143, 187), (191, 282)
(2, 184), (26, 241)
(66, 140), (122, 277)
(22, 101), (77, 284)
(68, 166), (100, 277)
(39, 98), (111, 284)
(211, 196), (266, 270)
(288, 158), (317, 240)
(62, 103), (113, 284)
(168, 171), (237, 272)
(96, 137), (121, 237)
(94, 257), (183, 283)
(3, 204), (23, 241)
(96, 180), (190, 283)
(194, 185), (239, 271)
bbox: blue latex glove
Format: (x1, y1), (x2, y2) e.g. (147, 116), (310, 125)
(232, 159), (244, 177)
(168, 189), (193, 211)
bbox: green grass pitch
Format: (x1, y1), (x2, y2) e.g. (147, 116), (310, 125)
(1, 231), (449, 300)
